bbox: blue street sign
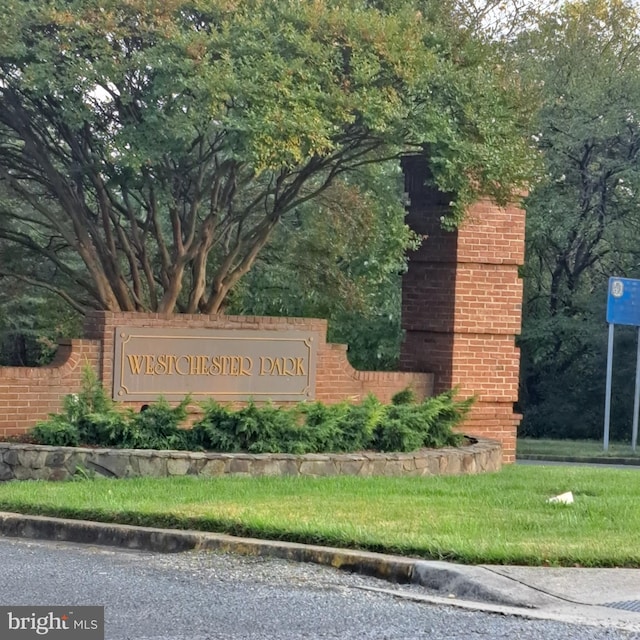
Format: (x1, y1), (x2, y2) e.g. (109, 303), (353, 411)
(604, 276), (640, 452)
(606, 277), (640, 326)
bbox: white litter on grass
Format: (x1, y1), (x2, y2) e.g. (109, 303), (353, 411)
(546, 491), (574, 504)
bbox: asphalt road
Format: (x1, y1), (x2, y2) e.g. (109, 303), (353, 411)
(0, 537), (636, 640)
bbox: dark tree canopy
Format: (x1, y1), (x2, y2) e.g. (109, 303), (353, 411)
(0, 0), (533, 314)
(514, 0), (640, 438)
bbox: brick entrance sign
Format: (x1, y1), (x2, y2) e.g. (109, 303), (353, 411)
(86, 313), (433, 409)
(0, 313), (432, 439)
(0, 157), (525, 463)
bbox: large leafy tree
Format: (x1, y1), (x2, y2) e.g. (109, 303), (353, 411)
(230, 164), (416, 369)
(0, 0), (532, 315)
(515, 0), (640, 438)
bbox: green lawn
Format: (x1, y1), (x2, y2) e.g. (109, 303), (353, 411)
(1, 465), (640, 567)
(517, 437), (640, 459)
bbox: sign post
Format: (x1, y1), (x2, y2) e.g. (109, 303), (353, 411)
(633, 334), (640, 451)
(605, 277), (640, 451)
(603, 322), (614, 452)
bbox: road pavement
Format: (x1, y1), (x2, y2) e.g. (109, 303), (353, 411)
(1, 536), (637, 640)
(1, 511), (640, 637)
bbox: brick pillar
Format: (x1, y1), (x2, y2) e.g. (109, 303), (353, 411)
(399, 154), (524, 463)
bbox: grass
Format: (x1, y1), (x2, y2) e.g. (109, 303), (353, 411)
(2, 465), (640, 567)
(517, 437), (640, 459)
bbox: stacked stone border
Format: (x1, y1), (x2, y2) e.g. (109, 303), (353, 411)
(0, 438), (501, 482)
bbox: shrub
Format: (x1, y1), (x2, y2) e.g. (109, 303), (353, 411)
(55, 367), (128, 447)
(29, 378), (473, 454)
(371, 416), (424, 453)
(188, 401), (239, 452)
(372, 390), (471, 452)
(31, 416), (80, 447)
(30, 366), (193, 450)
(299, 401), (346, 452)
(124, 398), (191, 450)
(318, 395), (386, 452)
(391, 388), (416, 405)
(29, 367), (116, 447)
(190, 401), (309, 454)
(190, 390), (471, 454)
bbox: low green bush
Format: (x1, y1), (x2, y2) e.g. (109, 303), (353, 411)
(190, 401), (310, 454)
(30, 368), (192, 451)
(390, 388), (416, 405)
(372, 390), (469, 451)
(27, 368), (472, 453)
(31, 416), (80, 447)
(127, 399), (191, 449)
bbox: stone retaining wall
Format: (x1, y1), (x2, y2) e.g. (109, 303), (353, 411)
(0, 439), (501, 482)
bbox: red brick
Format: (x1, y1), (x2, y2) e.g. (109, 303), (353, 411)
(400, 156), (524, 463)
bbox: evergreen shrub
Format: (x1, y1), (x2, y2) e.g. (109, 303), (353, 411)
(27, 368), (472, 453)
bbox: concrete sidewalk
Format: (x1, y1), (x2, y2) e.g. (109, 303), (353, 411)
(1, 511), (639, 632)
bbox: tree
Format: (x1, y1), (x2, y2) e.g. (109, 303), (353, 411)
(0, 0), (533, 315)
(514, 0), (640, 438)
(0, 239), (81, 365)
(451, 0), (561, 41)
(230, 163), (417, 369)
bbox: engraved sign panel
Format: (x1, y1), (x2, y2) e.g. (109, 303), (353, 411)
(113, 327), (318, 401)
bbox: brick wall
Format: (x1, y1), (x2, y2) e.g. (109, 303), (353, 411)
(0, 313), (433, 437)
(400, 154), (525, 463)
(0, 154), (525, 461)
(0, 340), (101, 439)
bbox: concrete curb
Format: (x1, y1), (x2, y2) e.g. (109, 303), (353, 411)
(0, 511), (553, 609)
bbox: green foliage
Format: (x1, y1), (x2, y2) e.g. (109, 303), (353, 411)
(297, 396), (383, 453)
(295, 401), (343, 453)
(132, 400), (190, 447)
(191, 390), (470, 454)
(71, 465), (98, 481)
(513, 0), (640, 439)
(188, 401), (238, 453)
(75, 367), (113, 416)
(31, 367), (120, 447)
(31, 417), (80, 447)
(102, 399), (192, 451)
(373, 390), (469, 452)
(30, 367), (193, 450)
(190, 401), (308, 454)
(0, 287), (82, 366)
(391, 388), (416, 405)
(30, 385), (471, 454)
(66, 368), (130, 446)
(328, 395), (387, 452)
(228, 164), (415, 371)
(371, 416), (424, 453)
(0, 0), (533, 315)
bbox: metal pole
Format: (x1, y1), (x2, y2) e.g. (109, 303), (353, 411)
(633, 327), (640, 452)
(604, 323), (615, 452)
